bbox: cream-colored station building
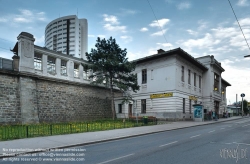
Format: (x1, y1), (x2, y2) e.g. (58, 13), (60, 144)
(115, 48), (231, 120)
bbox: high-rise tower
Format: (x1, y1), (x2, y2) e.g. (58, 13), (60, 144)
(45, 15), (88, 59)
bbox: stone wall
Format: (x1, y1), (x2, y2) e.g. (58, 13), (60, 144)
(0, 70), (121, 124)
(0, 72), (21, 123)
(36, 79), (114, 123)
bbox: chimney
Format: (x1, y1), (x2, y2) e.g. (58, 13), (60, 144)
(157, 49), (165, 54)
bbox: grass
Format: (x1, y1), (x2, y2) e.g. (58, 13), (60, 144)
(0, 119), (157, 141)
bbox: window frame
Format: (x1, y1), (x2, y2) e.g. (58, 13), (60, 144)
(141, 99), (146, 113)
(142, 69), (147, 84)
(188, 69), (191, 84)
(118, 104), (122, 113)
(181, 66), (184, 82)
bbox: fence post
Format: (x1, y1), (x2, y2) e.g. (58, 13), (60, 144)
(26, 126), (29, 138)
(70, 124), (72, 133)
(87, 123), (88, 132)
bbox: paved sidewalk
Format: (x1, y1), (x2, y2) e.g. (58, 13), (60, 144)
(0, 116), (244, 158)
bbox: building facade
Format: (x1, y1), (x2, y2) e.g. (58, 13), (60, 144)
(45, 15), (88, 59)
(115, 48), (231, 120)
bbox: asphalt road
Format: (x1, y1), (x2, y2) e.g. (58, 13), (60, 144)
(1, 118), (250, 164)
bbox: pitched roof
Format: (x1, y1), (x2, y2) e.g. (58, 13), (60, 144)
(133, 47), (208, 71)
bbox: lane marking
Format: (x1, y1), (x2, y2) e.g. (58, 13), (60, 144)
(159, 141), (178, 147)
(97, 153), (134, 164)
(208, 130), (215, 133)
(190, 134), (201, 138)
(233, 142), (250, 146)
(228, 126), (232, 127)
(242, 124), (250, 127)
(221, 128), (225, 129)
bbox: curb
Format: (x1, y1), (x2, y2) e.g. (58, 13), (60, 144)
(0, 117), (244, 159)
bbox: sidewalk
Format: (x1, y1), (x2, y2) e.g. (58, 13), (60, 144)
(0, 116), (244, 158)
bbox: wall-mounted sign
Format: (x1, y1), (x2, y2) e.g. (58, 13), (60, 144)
(150, 92), (173, 99)
(189, 96), (197, 101)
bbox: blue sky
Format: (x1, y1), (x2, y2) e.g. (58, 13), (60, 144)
(0, 0), (250, 104)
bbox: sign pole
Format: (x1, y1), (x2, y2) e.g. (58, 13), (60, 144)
(242, 97), (243, 117)
(240, 93), (245, 117)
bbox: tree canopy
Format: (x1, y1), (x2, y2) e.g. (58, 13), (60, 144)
(83, 37), (140, 119)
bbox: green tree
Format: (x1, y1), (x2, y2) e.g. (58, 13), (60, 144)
(83, 37), (140, 120)
(243, 100), (249, 114)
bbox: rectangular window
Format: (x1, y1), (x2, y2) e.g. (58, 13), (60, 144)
(83, 69), (89, 80)
(183, 98), (185, 113)
(142, 69), (147, 84)
(141, 99), (146, 113)
(61, 60), (67, 76)
(188, 69), (191, 84)
(214, 73), (219, 91)
(74, 64), (79, 78)
(181, 66), (184, 82)
(199, 76), (201, 88)
(34, 53), (42, 70)
(189, 99), (192, 114)
(47, 56), (56, 74)
(118, 104), (122, 113)
(194, 73), (196, 86)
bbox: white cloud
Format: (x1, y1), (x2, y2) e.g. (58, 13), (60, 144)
(187, 29), (198, 36)
(103, 24), (127, 33)
(151, 29), (168, 36)
(34, 35), (44, 45)
(140, 27), (148, 32)
(20, 9), (33, 16)
(97, 35), (106, 39)
(120, 35), (133, 43)
(102, 14), (127, 33)
(156, 42), (174, 48)
(177, 2), (191, 10)
(198, 20), (208, 30)
(237, 0), (249, 6)
(14, 17), (31, 23)
(237, 18), (250, 27)
(103, 14), (119, 24)
(181, 33), (221, 49)
(0, 9), (47, 24)
(149, 18), (170, 28)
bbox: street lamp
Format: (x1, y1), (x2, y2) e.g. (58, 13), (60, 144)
(244, 55), (250, 58)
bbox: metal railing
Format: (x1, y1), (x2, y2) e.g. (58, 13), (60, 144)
(0, 119), (157, 141)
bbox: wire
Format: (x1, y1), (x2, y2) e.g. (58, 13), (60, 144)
(147, 0), (171, 50)
(227, 0), (250, 52)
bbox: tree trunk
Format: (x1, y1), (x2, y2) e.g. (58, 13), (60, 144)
(109, 78), (116, 120)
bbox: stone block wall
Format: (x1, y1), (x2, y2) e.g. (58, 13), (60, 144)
(0, 71), (120, 124)
(0, 73), (21, 124)
(37, 80), (114, 123)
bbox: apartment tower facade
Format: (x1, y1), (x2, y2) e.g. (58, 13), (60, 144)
(45, 15), (88, 59)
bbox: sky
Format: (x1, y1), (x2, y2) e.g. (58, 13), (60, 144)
(0, 0), (250, 104)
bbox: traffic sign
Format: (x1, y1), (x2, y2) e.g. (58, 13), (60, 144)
(241, 93), (245, 97)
